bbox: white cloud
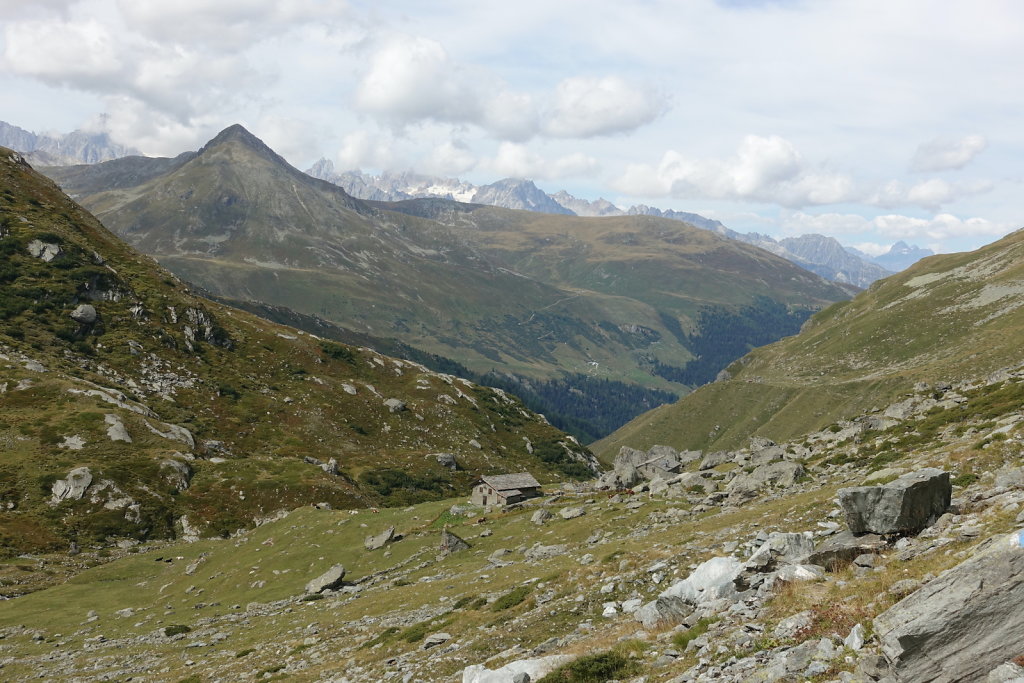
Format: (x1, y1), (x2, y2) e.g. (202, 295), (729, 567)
(849, 241), (891, 258)
(353, 37), (663, 142)
(543, 76), (666, 138)
(336, 130), (395, 171)
(867, 177), (993, 211)
(4, 19), (123, 85)
(910, 135), (987, 172)
(781, 210), (1012, 243)
(355, 36), (482, 126)
(421, 140), (477, 176)
(486, 142), (598, 180)
(613, 135), (856, 207)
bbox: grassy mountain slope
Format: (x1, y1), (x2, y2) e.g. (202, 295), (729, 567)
(44, 128), (852, 440)
(0, 147), (595, 554)
(595, 229), (1024, 456)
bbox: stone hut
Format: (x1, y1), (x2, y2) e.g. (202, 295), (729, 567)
(471, 473), (542, 506)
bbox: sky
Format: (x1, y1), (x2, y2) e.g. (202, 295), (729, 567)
(2, 0), (1023, 255)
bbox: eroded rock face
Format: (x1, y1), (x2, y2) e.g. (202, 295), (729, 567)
(51, 467), (92, 503)
(839, 468), (950, 536)
(874, 533), (1024, 682)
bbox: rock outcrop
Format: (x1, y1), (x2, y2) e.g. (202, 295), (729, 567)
(50, 467), (92, 503)
(874, 532), (1024, 682)
(305, 564), (346, 594)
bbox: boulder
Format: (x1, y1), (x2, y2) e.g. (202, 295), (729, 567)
(559, 506), (585, 520)
(27, 239), (61, 262)
(383, 398), (407, 413)
(440, 529), (470, 555)
(874, 532), (1024, 682)
(634, 595), (693, 630)
(531, 509), (552, 525)
(524, 544), (566, 562)
(435, 453), (458, 470)
(364, 526), (395, 550)
(726, 461), (805, 502)
(839, 468), (950, 535)
(595, 463), (641, 490)
(462, 655), (575, 683)
(699, 450), (733, 470)
(660, 556), (743, 605)
(744, 532), (815, 571)
(423, 632), (451, 649)
(807, 531), (887, 570)
(70, 304), (97, 324)
(305, 564), (346, 593)
(51, 467), (92, 503)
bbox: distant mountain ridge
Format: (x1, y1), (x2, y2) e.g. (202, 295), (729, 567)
(0, 120), (139, 166)
(308, 160), (920, 286)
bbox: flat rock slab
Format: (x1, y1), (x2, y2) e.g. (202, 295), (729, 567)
(839, 468), (950, 535)
(874, 532), (1024, 682)
(305, 564), (346, 593)
(364, 526), (395, 550)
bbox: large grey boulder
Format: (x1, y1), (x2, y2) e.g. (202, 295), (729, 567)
(874, 532), (1024, 682)
(435, 453), (458, 470)
(660, 556), (743, 605)
(51, 467), (93, 503)
(634, 595), (693, 630)
(364, 526), (396, 550)
(383, 398), (407, 413)
(104, 414), (132, 443)
(305, 564), (346, 593)
(70, 304), (97, 324)
(839, 468), (950, 536)
(159, 459), (193, 492)
(27, 239), (61, 262)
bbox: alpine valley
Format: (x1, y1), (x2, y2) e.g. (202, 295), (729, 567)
(42, 125), (854, 442)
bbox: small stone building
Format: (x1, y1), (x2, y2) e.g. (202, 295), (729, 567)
(471, 473), (542, 506)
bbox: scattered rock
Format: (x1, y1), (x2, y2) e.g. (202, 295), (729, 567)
(559, 506), (585, 520)
(160, 459), (192, 492)
(661, 556), (743, 605)
(773, 611), (814, 639)
(839, 468), (951, 536)
(524, 544), (567, 562)
(305, 564), (346, 593)
(531, 509), (552, 525)
(808, 531), (887, 570)
(844, 623), (865, 651)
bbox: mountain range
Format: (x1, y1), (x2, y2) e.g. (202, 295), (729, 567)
(0, 120), (139, 166)
(42, 125), (853, 441)
(308, 160), (930, 288)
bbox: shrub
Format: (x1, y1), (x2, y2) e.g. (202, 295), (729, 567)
(536, 650), (640, 682)
(492, 585), (532, 611)
(163, 624), (192, 637)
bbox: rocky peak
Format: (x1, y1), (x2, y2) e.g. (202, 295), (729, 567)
(470, 178), (575, 215)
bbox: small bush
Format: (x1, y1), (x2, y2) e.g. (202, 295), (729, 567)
(492, 585), (532, 611)
(672, 616), (715, 650)
(536, 650), (640, 682)
(163, 624), (192, 637)
(235, 648), (255, 658)
(952, 472), (979, 488)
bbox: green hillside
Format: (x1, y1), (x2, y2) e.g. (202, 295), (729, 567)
(0, 147), (596, 555)
(596, 228), (1024, 457)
